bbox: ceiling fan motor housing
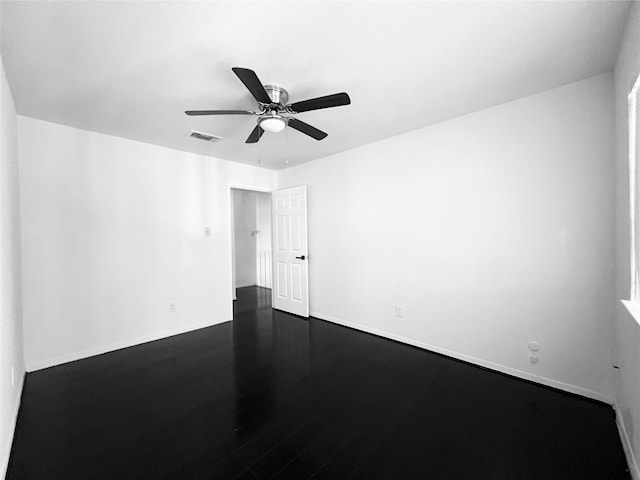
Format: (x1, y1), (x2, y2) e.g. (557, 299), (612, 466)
(263, 85), (289, 108)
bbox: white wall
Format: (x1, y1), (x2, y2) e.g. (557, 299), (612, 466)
(233, 189), (258, 288)
(613, 2), (640, 477)
(0, 59), (25, 479)
(279, 74), (616, 402)
(18, 117), (277, 371)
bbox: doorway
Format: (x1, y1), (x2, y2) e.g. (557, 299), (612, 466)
(231, 188), (272, 301)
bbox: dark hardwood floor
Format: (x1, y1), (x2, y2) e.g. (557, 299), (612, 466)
(7, 286), (630, 479)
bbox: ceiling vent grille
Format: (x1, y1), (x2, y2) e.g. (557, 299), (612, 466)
(189, 130), (222, 142)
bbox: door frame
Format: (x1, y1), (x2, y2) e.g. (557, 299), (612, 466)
(228, 185), (274, 304)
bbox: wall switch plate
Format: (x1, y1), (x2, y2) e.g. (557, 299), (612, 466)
(169, 303), (176, 313)
(395, 305), (404, 318)
(204, 227), (212, 237)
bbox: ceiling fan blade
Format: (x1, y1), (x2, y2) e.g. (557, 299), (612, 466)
(245, 125), (265, 143)
(288, 118), (328, 140)
(185, 110), (257, 116)
(288, 92), (351, 113)
(232, 67), (272, 105)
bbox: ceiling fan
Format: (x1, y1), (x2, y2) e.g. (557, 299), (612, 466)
(185, 67), (351, 143)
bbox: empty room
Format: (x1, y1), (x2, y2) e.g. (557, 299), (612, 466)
(1, 1), (639, 478)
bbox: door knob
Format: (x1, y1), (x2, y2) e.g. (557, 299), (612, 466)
(295, 255), (306, 260)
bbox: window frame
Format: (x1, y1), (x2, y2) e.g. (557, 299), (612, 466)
(628, 69), (640, 301)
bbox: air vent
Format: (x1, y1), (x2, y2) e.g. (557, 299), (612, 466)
(189, 130), (222, 142)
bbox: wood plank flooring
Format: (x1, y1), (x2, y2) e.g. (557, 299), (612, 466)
(7, 286), (631, 479)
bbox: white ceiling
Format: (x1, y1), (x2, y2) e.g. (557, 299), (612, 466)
(0, 1), (632, 170)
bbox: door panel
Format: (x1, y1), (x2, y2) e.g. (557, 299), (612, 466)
(277, 216), (287, 251)
(291, 264), (303, 301)
(291, 215), (302, 251)
(272, 185), (309, 317)
(276, 262), (288, 298)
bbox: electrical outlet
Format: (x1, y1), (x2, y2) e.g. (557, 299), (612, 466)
(204, 227), (212, 237)
(169, 303), (176, 313)
(395, 305), (404, 318)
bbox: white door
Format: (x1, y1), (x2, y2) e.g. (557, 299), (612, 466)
(272, 185), (309, 317)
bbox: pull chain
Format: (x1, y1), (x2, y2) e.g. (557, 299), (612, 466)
(285, 120), (289, 165)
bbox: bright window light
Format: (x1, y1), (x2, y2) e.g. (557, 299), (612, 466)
(629, 70), (640, 301)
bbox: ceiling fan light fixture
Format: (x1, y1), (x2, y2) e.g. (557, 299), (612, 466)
(259, 114), (287, 133)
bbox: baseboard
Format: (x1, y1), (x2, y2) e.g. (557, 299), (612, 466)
(26, 316), (230, 372)
(1, 370), (25, 480)
(614, 401), (640, 480)
(310, 311), (611, 404)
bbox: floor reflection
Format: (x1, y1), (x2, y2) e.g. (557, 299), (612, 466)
(232, 286), (310, 432)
